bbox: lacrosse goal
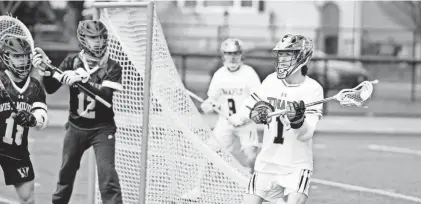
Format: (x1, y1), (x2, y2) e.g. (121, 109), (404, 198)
(89, 1), (252, 204)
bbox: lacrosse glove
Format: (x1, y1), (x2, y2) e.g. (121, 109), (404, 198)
(13, 110), (37, 127)
(249, 101), (274, 125)
(286, 100), (306, 129)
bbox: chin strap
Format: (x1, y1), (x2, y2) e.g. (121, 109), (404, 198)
(79, 49), (109, 69)
(225, 61), (243, 72)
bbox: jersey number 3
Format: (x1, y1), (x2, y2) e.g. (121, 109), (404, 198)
(2, 116), (24, 146)
(78, 92), (96, 119)
(273, 117), (284, 144)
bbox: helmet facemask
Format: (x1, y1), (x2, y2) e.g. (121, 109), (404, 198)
(274, 50), (301, 79)
(220, 38), (244, 72)
(222, 51), (242, 72)
(4, 53), (32, 79)
(77, 20), (108, 63)
(272, 34), (314, 79)
(0, 37), (33, 80)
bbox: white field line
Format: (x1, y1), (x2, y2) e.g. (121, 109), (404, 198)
(312, 178), (421, 203)
(367, 144), (421, 156)
(0, 196), (19, 204)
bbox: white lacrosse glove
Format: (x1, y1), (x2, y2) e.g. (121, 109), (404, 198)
(75, 67), (90, 83)
(32, 47), (52, 76)
(61, 70), (82, 85)
(200, 99), (220, 114)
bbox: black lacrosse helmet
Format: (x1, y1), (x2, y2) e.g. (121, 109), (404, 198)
(0, 36), (32, 80)
(77, 20), (108, 59)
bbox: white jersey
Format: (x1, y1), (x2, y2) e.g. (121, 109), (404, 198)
(251, 73), (324, 174)
(207, 65), (261, 119)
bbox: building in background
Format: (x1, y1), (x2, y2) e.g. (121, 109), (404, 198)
(154, 0), (413, 58)
(0, 0), (413, 58)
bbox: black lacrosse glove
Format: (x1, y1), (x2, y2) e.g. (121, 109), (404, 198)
(249, 101), (275, 125)
(13, 110), (37, 127)
(286, 100), (306, 129)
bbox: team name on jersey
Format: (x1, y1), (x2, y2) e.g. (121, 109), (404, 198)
(89, 82), (102, 89)
(0, 102), (31, 112)
(221, 88), (244, 96)
(267, 95), (291, 110)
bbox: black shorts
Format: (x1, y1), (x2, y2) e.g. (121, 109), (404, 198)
(0, 155), (35, 185)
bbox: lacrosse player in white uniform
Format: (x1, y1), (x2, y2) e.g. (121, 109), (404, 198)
(229, 34), (324, 204)
(182, 38), (261, 200)
(201, 38), (261, 170)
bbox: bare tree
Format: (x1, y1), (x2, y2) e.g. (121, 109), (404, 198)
(0, 1), (22, 15)
(378, 1), (421, 76)
(378, 1), (420, 31)
(378, 1), (421, 57)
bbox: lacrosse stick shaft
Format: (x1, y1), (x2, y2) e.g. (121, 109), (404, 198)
(0, 80), (18, 113)
(43, 62), (112, 108)
(267, 79), (378, 118)
(267, 97), (335, 118)
(185, 89), (230, 118)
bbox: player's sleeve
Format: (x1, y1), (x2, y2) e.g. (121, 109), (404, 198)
(305, 83), (324, 118)
(31, 81), (48, 129)
(206, 71), (222, 102)
(102, 62), (123, 91)
(246, 67), (261, 95)
(295, 84), (324, 141)
(42, 55), (73, 94)
(79, 62), (122, 104)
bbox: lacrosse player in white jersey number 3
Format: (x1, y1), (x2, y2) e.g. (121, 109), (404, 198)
(230, 34), (324, 204)
(201, 38), (261, 171)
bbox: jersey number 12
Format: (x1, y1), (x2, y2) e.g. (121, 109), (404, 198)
(78, 92), (96, 119)
(2, 116), (24, 146)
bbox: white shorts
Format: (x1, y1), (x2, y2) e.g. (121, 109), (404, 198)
(247, 169), (312, 203)
(211, 119), (259, 152)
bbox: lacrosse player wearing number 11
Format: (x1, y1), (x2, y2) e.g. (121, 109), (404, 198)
(0, 36), (48, 204)
(32, 20), (123, 204)
(229, 34), (324, 204)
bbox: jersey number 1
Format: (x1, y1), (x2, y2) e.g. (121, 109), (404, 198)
(273, 117), (284, 144)
(78, 92), (96, 119)
(2, 116), (24, 146)
(228, 98), (236, 116)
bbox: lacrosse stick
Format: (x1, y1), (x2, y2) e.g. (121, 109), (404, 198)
(0, 80), (18, 113)
(268, 80), (379, 118)
(0, 15), (111, 108)
(41, 62), (111, 108)
(185, 89), (230, 118)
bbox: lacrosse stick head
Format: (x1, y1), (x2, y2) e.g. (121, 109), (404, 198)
(334, 80), (378, 108)
(0, 16), (36, 80)
(0, 15), (34, 51)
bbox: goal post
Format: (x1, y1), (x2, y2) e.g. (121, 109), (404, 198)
(89, 2), (154, 204)
(88, 1), (252, 204)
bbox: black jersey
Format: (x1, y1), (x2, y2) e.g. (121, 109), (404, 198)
(0, 71), (46, 158)
(55, 54), (122, 129)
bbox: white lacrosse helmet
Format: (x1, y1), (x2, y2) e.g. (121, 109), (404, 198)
(220, 38), (243, 72)
(273, 34), (313, 79)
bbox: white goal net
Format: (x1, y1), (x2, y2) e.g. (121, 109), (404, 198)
(93, 2), (252, 204)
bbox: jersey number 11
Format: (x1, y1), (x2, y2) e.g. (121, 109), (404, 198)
(2, 116), (24, 146)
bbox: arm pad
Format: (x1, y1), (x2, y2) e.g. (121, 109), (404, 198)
(31, 102), (48, 129)
(293, 114), (320, 142)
